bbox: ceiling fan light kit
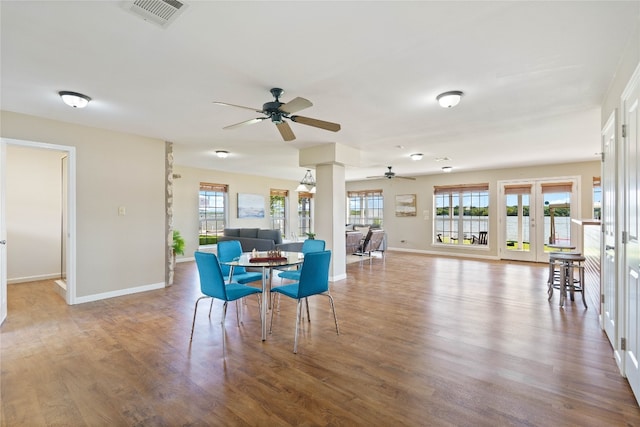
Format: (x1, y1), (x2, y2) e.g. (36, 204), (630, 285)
(59, 91), (91, 108)
(214, 88), (341, 142)
(436, 90), (463, 108)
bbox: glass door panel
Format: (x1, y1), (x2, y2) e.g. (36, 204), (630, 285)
(500, 179), (578, 263)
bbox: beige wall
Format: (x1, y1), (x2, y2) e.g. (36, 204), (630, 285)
(6, 145), (65, 282)
(1, 111), (166, 298)
(173, 165), (300, 259)
(347, 161), (600, 258)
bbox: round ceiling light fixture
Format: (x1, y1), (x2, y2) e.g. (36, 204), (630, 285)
(436, 91), (463, 108)
(59, 91), (91, 108)
(410, 153), (423, 161)
(442, 166), (453, 173)
(215, 150), (229, 158)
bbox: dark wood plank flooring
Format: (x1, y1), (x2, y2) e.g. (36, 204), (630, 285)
(2, 252), (639, 426)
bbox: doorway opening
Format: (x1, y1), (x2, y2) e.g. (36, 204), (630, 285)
(0, 138), (76, 324)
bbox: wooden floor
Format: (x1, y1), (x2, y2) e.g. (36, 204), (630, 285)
(2, 252), (640, 426)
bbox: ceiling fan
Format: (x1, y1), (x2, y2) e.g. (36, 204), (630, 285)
(213, 88), (341, 142)
(367, 166), (416, 180)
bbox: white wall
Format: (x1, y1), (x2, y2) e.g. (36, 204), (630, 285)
(6, 145), (64, 282)
(173, 165), (300, 259)
(347, 160), (600, 258)
(1, 111), (166, 299)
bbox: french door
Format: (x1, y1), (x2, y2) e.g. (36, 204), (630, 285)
(499, 178), (578, 263)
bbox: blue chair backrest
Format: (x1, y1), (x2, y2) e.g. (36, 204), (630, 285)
(302, 239), (325, 254)
(297, 250), (331, 298)
(194, 251), (227, 300)
(217, 240), (246, 275)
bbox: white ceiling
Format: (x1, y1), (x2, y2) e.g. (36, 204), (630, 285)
(2, 1), (638, 182)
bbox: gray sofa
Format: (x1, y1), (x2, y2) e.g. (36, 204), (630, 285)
(218, 228), (288, 252)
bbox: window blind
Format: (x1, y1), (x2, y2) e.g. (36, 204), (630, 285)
(433, 183), (489, 194)
(541, 182), (573, 193)
(199, 182), (228, 192)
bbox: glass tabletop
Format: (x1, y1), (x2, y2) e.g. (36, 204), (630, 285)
(221, 251), (304, 268)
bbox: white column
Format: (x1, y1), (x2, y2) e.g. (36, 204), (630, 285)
(299, 143), (360, 282)
(315, 163), (346, 281)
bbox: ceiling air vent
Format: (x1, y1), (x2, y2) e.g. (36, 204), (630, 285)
(123, 0), (188, 28)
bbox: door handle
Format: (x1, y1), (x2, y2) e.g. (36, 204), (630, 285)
(606, 245), (615, 251)
(0, 240), (6, 245)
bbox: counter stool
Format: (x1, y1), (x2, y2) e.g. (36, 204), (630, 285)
(549, 253), (587, 308)
(547, 252), (578, 300)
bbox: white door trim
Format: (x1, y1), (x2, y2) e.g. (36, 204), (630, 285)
(0, 137), (77, 306)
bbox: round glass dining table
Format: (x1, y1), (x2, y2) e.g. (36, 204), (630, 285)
(220, 251), (304, 340)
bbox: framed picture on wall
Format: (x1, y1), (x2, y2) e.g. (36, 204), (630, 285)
(237, 193), (265, 218)
(395, 194), (417, 217)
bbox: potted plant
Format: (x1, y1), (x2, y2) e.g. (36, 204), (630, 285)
(173, 230), (185, 256)
(305, 232), (316, 240)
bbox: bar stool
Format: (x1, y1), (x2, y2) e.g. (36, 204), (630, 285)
(547, 251), (578, 300)
(549, 253), (587, 308)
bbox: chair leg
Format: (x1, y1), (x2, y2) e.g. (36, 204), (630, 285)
(190, 296), (210, 341)
(208, 298), (214, 318)
(235, 299), (242, 327)
(323, 293), (340, 335)
(221, 301), (228, 353)
(269, 295), (276, 334)
(256, 294), (263, 331)
(294, 299), (302, 354)
(305, 297), (310, 322)
(221, 301), (228, 325)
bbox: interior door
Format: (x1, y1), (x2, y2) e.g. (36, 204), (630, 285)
(1, 140), (7, 324)
(623, 67), (640, 401)
(601, 112), (619, 358)
(500, 179), (577, 263)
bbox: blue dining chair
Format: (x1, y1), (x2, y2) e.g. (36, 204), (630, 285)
(277, 239), (326, 283)
(191, 251), (262, 345)
(269, 250), (339, 353)
(217, 240), (262, 284)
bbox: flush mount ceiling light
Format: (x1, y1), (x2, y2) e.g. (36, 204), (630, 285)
(58, 91), (91, 108)
(436, 91), (463, 108)
(215, 150), (229, 158)
(296, 169), (316, 192)
(410, 153), (423, 161)
(442, 166), (453, 173)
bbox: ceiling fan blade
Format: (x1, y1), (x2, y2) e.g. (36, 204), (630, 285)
(276, 121), (296, 141)
(279, 97), (313, 114)
(290, 115), (341, 132)
(213, 101), (263, 113)
(366, 175), (384, 179)
(223, 117), (265, 130)
(396, 176), (417, 180)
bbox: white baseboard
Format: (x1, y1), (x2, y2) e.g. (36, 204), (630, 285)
(8, 273), (62, 284)
(74, 282), (166, 304)
(388, 247), (500, 261)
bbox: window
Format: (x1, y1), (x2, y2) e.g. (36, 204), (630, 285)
(298, 191), (313, 239)
(270, 189), (288, 237)
(434, 183), (489, 245)
(199, 183), (227, 245)
(348, 190), (383, 226)
(593, 176), (601, 220)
